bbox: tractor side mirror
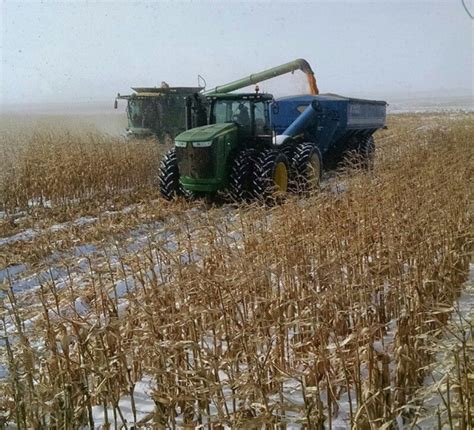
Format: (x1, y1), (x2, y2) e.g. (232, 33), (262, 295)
(114, 99), (118, 109)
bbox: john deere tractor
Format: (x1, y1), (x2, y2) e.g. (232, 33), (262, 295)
(158, 59), (322, 201)
(160, 90), (307, 201)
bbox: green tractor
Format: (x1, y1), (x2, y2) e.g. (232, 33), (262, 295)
(158, 58), (387, 202)
(159, 91), (315, 202)
(159, 59), (321, 202)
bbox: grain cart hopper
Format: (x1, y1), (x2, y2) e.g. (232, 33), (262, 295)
(114, 84), (203, 139)
(159, 89), (386, 201)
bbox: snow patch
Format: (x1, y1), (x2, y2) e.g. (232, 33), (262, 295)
(91, 376), (156, 428)
(0, 264), (27, 283)
(0, 228), (37, 246)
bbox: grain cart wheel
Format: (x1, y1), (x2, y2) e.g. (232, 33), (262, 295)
(159, 149), (183, 200)
(252, 149), (289, 202)
(358, 135), (375, 170)
(291, 143), (322, 193)
(229, 149), (257, 201)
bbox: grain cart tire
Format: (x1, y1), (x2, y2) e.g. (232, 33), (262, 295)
(291, 143), (322, 193)
(252, 149), (289, 202)
(358, 135), (375, 170)
(229, 149), (257, 201)
(159, 149), (183, 200)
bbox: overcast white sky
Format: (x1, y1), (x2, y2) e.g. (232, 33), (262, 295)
(0, 0), (473, 105)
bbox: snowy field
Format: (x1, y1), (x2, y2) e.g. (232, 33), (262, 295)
(1, 198), (472, 428)
(0, 111), (472, 428)
(386, 95), (473, 114)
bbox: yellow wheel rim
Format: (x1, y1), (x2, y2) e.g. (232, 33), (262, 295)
(273, 162), (288, 192)
(307, 154), (320, 189)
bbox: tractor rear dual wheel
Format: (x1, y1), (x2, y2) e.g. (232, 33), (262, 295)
(252, 150), (289, 202)
(290, 142), (322, 193)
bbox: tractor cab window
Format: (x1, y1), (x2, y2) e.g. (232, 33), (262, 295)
(212, 100), (252, 132)
(233, 102), (251, 128)
(253, 101), (269, 135)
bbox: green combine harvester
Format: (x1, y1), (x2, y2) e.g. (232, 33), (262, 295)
(114, 84), (203, 139)
(158, 59), (386, 202)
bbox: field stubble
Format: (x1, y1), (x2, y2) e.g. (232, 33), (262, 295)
(0, 112), (473, 429)
(0, 114), (168, 230)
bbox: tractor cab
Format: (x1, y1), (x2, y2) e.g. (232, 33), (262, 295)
(207, 92), (274, 145)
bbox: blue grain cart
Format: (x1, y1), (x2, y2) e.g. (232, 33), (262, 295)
(272, 94), (387, 170)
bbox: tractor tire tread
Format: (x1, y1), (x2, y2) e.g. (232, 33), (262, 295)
(159, 149), (183, 200)
(290, 142), (322, 193)
(252, 149), (289, 200)
(229, 149), (258, 201)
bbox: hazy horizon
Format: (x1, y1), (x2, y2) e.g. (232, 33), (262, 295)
(1, 0), (473, 109)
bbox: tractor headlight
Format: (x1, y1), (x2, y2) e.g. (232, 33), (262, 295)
(192, 140), (213, 148)
(175, 140), (187, 147)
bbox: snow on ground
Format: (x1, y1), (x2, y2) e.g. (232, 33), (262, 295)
(75, 262), (473, 429)
(387, 95), (473, 114)
(0, 204), (140, 248)
(1, 118), (472, 426)
(90, 376), (156, 429)
(413, 263), (474, 428)
(0, 264), (27, 283)
(0, 201), (206, 379)
(0, 228), (37, 246)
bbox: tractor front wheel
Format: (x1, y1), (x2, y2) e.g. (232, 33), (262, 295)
(252, 150), (289, 202)
(229, 149), (257, 202)
(159, 149), (183, 200)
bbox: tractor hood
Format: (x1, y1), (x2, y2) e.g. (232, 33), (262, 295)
(176, 123), (237, 143)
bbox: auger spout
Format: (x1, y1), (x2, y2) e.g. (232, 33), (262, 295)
(204, 58), (319, 95)
(275, 100), (320, 145)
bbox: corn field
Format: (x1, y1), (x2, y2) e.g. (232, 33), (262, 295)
(0, 116), (168, 217)
(0, 112), (472, 429)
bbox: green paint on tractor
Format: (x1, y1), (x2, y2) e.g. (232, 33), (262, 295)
(176, 123), (239, 192)
(174, 93), (273, 194)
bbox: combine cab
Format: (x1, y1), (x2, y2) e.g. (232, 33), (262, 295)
(115, 85), (202, 139)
